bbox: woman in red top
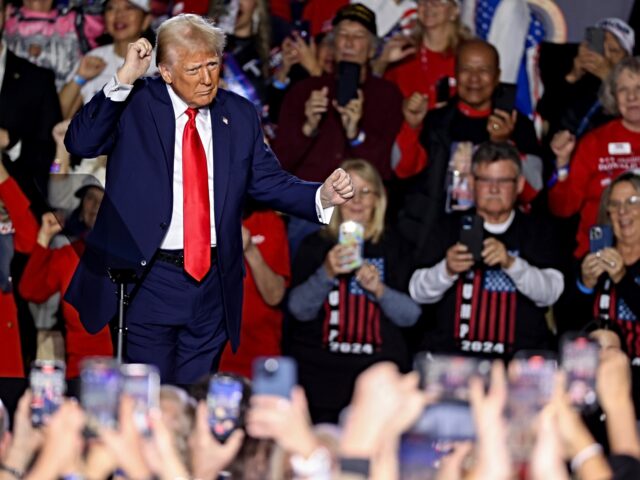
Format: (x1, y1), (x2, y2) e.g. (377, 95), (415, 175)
(549, 57), (640, 258)
(18, 180), (112, 378)
(375, 0), (468, 178)
(219, 207), (290, 378)
(0, 163), (39, 377)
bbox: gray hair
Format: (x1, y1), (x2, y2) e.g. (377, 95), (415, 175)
(156, 14), (226, 67)
(471, 141), (522, 176)
(600, 56), (640, 115)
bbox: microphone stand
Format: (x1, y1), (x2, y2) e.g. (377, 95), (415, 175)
(107, 269), (138, 363)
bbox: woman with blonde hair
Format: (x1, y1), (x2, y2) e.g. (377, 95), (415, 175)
(287, 159), (420, 423)
(375, 0), (468, 110)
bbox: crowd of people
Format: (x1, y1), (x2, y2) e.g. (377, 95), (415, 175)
(1, 0), (640, 478)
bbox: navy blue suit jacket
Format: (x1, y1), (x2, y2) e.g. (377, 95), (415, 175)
(64, 77), (320, 348)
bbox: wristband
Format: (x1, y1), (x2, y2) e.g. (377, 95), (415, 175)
(339, 457), (370, 476)
(570, 443), (603, 472)
(349, 130), (366, 147)
(576, 278), (595, 295)
(73, 74), (87, 86)
(0, 464), (24, 479)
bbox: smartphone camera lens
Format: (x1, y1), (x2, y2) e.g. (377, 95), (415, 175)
(264, 358), (279, 373)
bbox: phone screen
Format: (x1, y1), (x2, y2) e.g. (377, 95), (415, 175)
(121, 364), (160, 436)
(81, 358), (122, 434)
(507, 352), (557, 463)
(30, 360), (66, 427)
(561, 334), (599, 412)
(399, 433), (452, 479)
(207, 375), (244, 443)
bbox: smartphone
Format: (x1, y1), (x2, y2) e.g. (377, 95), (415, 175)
(207, 374), (247, 443)
(436, 76), (452, 104)
(561, 333), (599, 412)
(252, 356), (297, 399)
(585, 27), (606, 56)
(80, 357), (123, 435)
(336, 61), (361, 107)
(121, 363), (160, 437)
(412, 353), (491, 441)
(459, 214), (483, 263)
(589, 225), (613, 253)
(414, 353), (491, 401)
(399, 434), (451, 480)
(338, 221), (364, 270)
(30, 360), (66, 427)
(292, 19), (310, 43)
(507, 351), (557, 463)
(492, 83), (517, 113)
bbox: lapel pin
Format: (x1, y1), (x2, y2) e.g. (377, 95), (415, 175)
(14, 73), (20, 80)
(222, 116), (229, 125)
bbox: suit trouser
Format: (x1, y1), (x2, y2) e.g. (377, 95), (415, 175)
(125, 253), (228, 384)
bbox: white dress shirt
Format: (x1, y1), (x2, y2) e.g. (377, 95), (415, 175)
(102, 75), (334, 250)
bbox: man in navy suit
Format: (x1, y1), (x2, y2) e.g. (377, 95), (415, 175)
(64, 14), (354, 384)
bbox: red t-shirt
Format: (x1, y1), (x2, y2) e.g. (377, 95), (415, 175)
(302, 0), (349, 36)
(19, 243), (113, 378)
(219, 211), (291, 378)
(384, 46), (456, 109)
(548, 119), (640, 258)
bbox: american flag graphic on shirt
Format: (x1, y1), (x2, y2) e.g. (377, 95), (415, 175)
(454, 266), (518, 355)
(322, 257), (384, 355)
(595, 278), (640, 363)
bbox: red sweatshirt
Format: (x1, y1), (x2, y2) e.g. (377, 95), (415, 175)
(548, 119), (640, 258)
(19, 242), (113, 378)
(0, 177), (39, 377)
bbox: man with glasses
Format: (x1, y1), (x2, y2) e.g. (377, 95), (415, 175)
(395, 39), (542, 248)
(408, 141), (564, 358)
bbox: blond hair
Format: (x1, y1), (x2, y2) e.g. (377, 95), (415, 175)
(156, 14), (226, 67)
(326, 159), (387, 244)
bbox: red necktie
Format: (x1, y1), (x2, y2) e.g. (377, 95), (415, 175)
(182, 107), (211, 281)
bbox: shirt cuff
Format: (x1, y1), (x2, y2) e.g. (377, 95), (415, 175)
(103, 75), (134, 102)
(315, 187), (334, 224)
(6, 139), (22, 162)
(436, 258), (458, 283)
(504, 255), (525, 278)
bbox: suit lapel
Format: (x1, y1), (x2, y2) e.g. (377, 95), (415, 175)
(0, 53), (23, 127)
(147, 79), (175, 178)
(210, 93), (231, 229)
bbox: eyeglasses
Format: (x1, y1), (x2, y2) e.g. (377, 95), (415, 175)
(606, 195), (640, 213)
(353, 187), (378, 200)
(473, 176), (518, 188)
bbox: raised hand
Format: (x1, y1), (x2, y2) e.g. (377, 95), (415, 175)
(333, 89), (363, 140)
(402, 92), (429, 129)
(355, 262), (384, 298)
(550, 130), (576, 169)
(487, 109), (516, 142)
(320, 167), (354, 208)
(116, 38), (154, 85)
(302, 86), (329, 137)
(37, 212), (64, 247)
(580, 252), (606, 289)
(482, 237), (514, 269)
(445, 243), (474, 276)
(76, 55), (107, 82)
